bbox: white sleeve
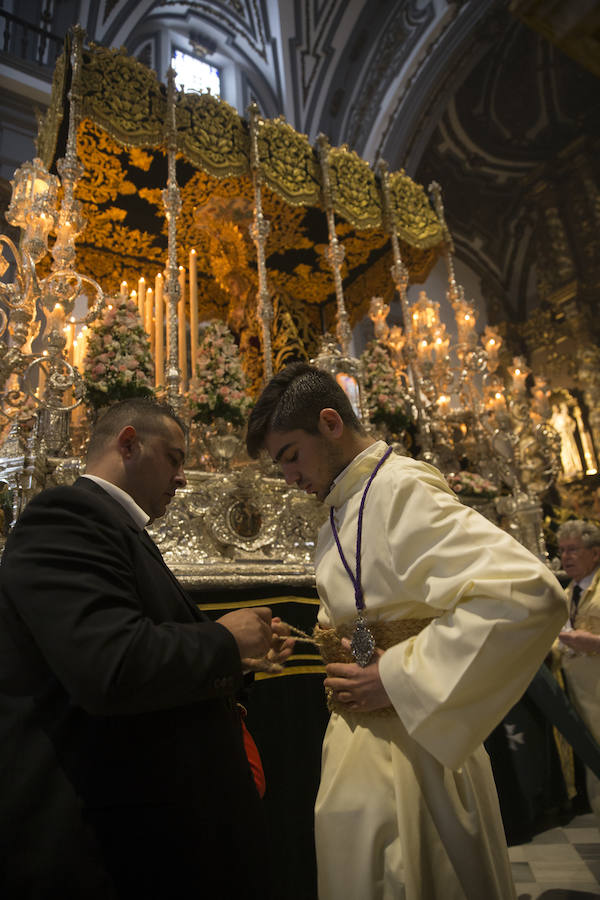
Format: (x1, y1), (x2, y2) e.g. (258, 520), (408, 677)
(378, 469), (567, 769)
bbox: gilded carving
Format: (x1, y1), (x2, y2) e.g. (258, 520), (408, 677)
(258, 118), (320, 208)
(388, 171), (444, 249)
(328, 146), (381, 230)
(80, 44), (165, 147)
(177, 91), (249, 178)
(31, 38), (445, 372)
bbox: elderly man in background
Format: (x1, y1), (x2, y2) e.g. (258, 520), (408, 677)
(556, 519), (600, 817)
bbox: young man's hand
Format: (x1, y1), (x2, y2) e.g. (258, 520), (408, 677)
(323, 639), (393, 712)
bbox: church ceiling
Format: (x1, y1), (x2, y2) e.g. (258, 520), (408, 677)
(414, 4), (600, 326)
(2, 0), (599, 337)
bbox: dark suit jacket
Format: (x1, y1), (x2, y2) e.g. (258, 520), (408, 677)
(0, 478), (265, 899)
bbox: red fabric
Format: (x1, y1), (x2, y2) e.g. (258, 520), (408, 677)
(239, 711), (266, 798)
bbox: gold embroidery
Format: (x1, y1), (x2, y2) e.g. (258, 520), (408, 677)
(34, 40), (445, 356)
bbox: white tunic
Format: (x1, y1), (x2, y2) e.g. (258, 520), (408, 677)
(314, 442), (567, 900)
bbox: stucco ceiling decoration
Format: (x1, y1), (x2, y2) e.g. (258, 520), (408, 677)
(436, 100), (541, 186)
(415, 5), (599, 326)
(298, 0), (338, 104)
(93, 0), (157, 47)
(345, 1), (434, 156)
(156, 0), (270, 62)
(285, 0), (352, 132)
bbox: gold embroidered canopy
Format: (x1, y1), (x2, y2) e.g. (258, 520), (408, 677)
(38, 35), (444, 360)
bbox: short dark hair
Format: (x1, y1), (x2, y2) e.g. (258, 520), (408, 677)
(246, 362), (364, 458)
(86, 398), (186, 463)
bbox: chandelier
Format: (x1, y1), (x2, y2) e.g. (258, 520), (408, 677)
(0, 27), (104, 458)
(365, 170), (561, 558)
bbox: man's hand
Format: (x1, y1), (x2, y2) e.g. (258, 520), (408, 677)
(241, 616), (296, 671)
(265, 616), (296, 666)
(323, 638), (393, 712)
(217, 607), (273, 659)
(559, 629), (600, 656)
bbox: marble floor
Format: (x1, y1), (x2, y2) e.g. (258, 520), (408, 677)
(512, 813), (600, 898)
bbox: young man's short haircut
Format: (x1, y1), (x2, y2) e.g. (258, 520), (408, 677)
(86, 398), (185, 463)
(246, 361), (364, 458)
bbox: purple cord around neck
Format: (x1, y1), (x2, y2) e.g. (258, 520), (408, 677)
(329, 446), (393, 612)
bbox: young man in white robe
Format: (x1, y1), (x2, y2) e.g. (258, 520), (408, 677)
(246, 361), (567, 900)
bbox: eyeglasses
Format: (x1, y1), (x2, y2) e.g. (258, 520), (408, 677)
(558, 544), (586, 557)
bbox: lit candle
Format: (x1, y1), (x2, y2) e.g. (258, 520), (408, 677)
(433, 334), (449, 361)
(58, 218), (73, 244)
(511, 361), (529, 394)
(482, 326), (502, 371)
(437, 394), (450, 415)
(458, 312), (475, 344)
(155, 272), (164, 387)
(454, 294), (477, 345)
(493, 391), (506, 413)
(64, 318), (75, 364)
(120, 280), (128, 300)
(189, 249), (198, 371)
(33, 177), (50, 198)
(48, 302), (65, 334)
(165, 272), (171, 369)
(137, 276), (146, 321)
(78, 326), (89, 370)
(512, 368), (524, 389)
(178, 266), (187, 391)
(145, 286), (154, 344)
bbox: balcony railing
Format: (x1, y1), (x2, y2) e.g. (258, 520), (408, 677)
(0, 9), (63, 70)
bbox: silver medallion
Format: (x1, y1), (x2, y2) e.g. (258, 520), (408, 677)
(351, 612), (376, 667)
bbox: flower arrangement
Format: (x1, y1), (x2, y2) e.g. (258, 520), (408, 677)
(187, 320), (253, 427)
(360, 340), (413, 436)
(446, 470), (499, 498)
(82, 295), (155, 409)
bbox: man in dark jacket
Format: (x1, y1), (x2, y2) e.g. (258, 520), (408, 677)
(0, 398), (289, 899)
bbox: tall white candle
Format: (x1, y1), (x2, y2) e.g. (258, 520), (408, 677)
(189, 249), (198, 373)
(154, 272), (164, 387)
(145, 287), (154, 344)
(137, 277), (146, 321)
(178, 266), (188, 392)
